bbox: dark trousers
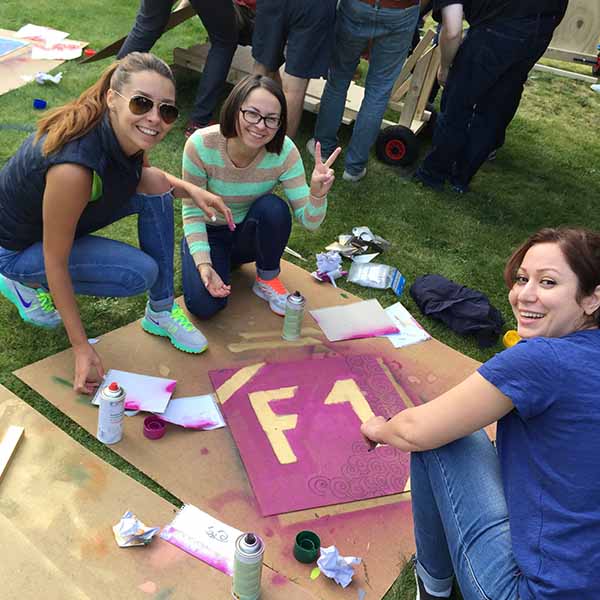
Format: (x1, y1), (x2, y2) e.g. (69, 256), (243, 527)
(419, 13), (563, 188)
(181, 194), (292, 319)
(117, 0), (238, 125)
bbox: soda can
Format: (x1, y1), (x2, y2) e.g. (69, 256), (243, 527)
(282, 290), (305, 341)
(232, 532), (264, 600)
(97, 381), (125, 445)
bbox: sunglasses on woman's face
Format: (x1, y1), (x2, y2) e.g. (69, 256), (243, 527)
(112, 89), (179, 124)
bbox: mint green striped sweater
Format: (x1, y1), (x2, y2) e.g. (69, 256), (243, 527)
(182, 125), (327, 267)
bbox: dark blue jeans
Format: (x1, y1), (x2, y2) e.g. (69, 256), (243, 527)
(418, 13), (563, 189)
(181, 194), (292, 319)
(117, 0), (238, 125)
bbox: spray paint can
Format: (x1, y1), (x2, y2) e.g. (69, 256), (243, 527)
(96, 381), (125, 444)
(232, 532), (264, 600)
(282, 290), (305, 341)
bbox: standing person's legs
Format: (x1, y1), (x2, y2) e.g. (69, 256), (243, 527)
(415, 26), (514, 189)
(313, 0), (370, 161)
(186, 0), (239, 130)
(411, 430), (520, 600)
(344, 1), (419, 177)
(252, 0), (287, 82)
(283, 0), (337, 137)
(452, 14), (562, 189)
(117, 0), (173, 58)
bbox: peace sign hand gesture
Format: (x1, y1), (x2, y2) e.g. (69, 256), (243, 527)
(310, 141), (342, 198)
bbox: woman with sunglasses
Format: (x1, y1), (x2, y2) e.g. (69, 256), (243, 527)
(361, 227), (600, 599)
(181, 74), (340, 318)
(0, 52), (233, 394)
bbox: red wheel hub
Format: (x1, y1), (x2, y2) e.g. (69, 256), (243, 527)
(385, 139), (406, 161)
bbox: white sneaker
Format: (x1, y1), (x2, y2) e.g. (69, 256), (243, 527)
(343, 168), (367, 183)
(591, 83), (600, 94)
(306, 137), (317, 158)
(252, 277), (288, 316)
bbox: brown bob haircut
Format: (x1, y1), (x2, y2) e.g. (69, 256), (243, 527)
(219, 74), (287, 154)
(504, 227), (600, 326)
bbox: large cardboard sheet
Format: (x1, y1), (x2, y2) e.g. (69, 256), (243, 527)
(210, 354), (416, 516)
(0, 384), (317, 599)
(0, 29), (86, 97)
(15, 261), (480, 599)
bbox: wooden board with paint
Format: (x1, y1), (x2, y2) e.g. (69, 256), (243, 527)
(15, 261), (481, 599)
(0, 384), (318, 599)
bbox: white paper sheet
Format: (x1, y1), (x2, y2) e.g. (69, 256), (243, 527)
(383, 302), (431, 348)
(91, 369), (176, 414)
(160, 504), (242, 575)
(310, 298), (399, 342)
(152, 394), (225, 430)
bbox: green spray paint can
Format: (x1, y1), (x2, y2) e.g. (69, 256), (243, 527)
(232, 532), (264, 600)
(282, 290), (305, 341)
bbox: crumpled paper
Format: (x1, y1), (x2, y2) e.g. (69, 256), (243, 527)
(312, 251), (347, 287)
(112, 510), (160, 547)
(34, 71), (62, 85)
(316, 545), (361, 588)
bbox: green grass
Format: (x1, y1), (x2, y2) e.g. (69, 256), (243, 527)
(1, 2), (599, 598)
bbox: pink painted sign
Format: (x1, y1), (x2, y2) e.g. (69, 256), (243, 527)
(209, 354), (418, 516)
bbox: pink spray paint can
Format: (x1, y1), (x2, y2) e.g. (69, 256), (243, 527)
(97, 381), (125, 444)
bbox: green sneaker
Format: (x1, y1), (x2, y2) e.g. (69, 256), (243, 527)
(0, 274), (62, 329)
(141, 302), (208, 354)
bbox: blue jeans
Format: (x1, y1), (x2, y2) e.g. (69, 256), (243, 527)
(0, 192), (175, 312)
(181, 194), (291, 319)
(411, 430), (521, 600)
(117, 0), (238, 125)
(417, 13), (563, 189)
(314, 0), (419, 175)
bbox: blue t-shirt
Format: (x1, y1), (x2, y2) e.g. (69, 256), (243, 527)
(479, 329), (600, 600)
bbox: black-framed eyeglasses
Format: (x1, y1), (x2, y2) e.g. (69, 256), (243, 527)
(240, 108), (281, 130)
(112, 89), (179, 124)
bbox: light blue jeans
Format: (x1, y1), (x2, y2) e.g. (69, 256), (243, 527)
(411, 430), (521, 600)
(0, 191), (175, 312)
(314, 0), (419, 175)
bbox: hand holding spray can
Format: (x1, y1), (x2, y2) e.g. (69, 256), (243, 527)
(232, 532), (264, 600)
(282, 290), (305, 341)
(97, 381), (125, 444)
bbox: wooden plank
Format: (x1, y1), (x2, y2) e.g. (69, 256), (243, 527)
(399, 46), (434, 128)
(532, 63), (597, 83)
(414, 45), (441, 122)
(548, 0), (600, 57)
(391, 29), (435, 103)
(0, 425), (23, 481)
(545, 47), (596, 64)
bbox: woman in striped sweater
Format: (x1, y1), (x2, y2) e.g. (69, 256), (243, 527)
(181, 74), (340, 318)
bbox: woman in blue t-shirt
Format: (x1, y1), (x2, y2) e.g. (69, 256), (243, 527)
(0, 52), (232, 394)
(362, 227), (600, 600)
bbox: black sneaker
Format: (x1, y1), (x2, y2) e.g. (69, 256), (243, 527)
(415, 567), (452, 600)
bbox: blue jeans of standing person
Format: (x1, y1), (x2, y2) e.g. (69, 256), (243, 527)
(411, 430), (521, 600)
(117, 0), (238, 126)
(0, 192), (175, 313)
(416, 13), (563, 190)
(314, 0), (419, 176)
(181, 194), (292, 319)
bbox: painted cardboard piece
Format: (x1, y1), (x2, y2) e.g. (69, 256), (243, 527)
(15, 261), (481, 599)
(0, 385), (317, 599)
(0, 29), (86, 97)
(211, 354), (417, 516)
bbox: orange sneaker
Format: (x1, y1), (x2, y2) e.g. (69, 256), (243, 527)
(252, 276), (288, 316)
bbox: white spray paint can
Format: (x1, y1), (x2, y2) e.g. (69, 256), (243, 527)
(97, 381), (125, 444)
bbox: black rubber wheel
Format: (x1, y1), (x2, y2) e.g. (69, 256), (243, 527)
(375, 125), (419, 166)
